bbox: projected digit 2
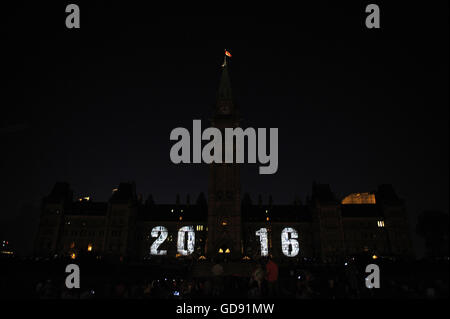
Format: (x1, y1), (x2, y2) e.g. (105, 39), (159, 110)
(150, 226), (168, 255)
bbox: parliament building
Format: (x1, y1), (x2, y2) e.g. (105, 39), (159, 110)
(34, 63), (413, 263)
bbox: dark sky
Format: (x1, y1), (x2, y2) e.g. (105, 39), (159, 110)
(1, 2), (449, 257)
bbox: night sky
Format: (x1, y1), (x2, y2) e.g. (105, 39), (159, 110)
(1, 2), (448, 257)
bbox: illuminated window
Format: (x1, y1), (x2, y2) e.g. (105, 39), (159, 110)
(179, 216), (183, 221)
(225, 248), (231, 254)
(171, 209), (174, 213)
(218, 248), (224, 254)
(266, 217), (270, 221)
(265, 210), (268, 213)
(70, 253), (76, 260)
(87, 244), (93, 252)
(221, 221), (228, 226)
(196, 225), (204, 231)
(377, 220), (385, 228)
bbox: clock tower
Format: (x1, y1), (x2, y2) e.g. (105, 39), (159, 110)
(206, 61), (243, 259)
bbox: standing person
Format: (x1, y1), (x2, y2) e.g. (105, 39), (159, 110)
(265, 256), (279, 297)
(249, 262), (265, 297)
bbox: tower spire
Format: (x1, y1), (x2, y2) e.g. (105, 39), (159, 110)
(217, 63), (232, 101)
(218, 49), (233, 102)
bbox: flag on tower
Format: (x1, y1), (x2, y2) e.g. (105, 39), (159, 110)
(225, 50), (232, 58)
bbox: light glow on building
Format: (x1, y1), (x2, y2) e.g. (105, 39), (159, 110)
(341, 193), (376, 204)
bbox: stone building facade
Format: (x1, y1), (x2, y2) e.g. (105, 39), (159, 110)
(34, 63), (413, 263)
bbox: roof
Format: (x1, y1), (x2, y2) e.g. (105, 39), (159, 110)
(311, 183), (336, 202)
(375, 184), (403, 204)
(44, 182), (73, 204)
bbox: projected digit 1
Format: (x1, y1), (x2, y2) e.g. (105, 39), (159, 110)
(150, 226), (168, 255)
(177, 226), (195, 255)
(256, 228), (269, 256)
(281, 227), (300, 257)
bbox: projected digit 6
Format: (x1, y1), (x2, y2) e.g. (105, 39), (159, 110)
(281, 227), (299, 257)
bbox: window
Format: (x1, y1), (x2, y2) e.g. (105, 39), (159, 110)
(196, 225), (204, 231)
(112, 230), (121, 237)
(377, 220), (385, 228)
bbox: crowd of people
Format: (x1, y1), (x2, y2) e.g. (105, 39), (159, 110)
(25, 257), (448, 299)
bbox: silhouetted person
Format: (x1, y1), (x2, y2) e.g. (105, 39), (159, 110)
(249, 262), (265, 297)
(211, 259), (224, 296)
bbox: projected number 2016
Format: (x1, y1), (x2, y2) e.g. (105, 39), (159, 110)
(256, 227), (300, 257)
(149, 226), (300, 257)
(150, 226), (195, 256)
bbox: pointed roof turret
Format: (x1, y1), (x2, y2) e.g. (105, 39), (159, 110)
(215, 50), (239, 118)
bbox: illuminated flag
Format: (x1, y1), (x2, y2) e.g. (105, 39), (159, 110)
(225, 50), (232, 57)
